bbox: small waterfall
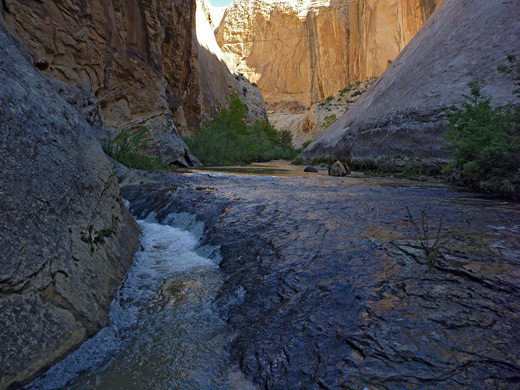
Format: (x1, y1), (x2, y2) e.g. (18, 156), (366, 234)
(25, 209), (252, 390)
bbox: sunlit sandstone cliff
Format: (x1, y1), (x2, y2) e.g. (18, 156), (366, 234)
(302, 0), (520, 164)
(217, 0), (442, 108)
(1, 0), (265, 165)
(196, 0), (267, 128)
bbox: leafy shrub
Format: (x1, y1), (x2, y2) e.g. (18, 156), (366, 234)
(321, 114), (337, 129)
(325, 95), (334, 103)
(444, 55), (520, 198)
(183, 93), (298, 165)
(300, 140), (312, 150)
(352, 90), (362, 97)
(291, 140), (318, 165)
(104, 128), (169, 171)
(406, 207), (449, 269)
(339, 87), (350, 95)
(279, 130), (293, 147)
(291, 155), (304, 165)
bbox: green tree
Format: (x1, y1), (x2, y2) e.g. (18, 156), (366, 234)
(444, 56), (520, 198)
(104, 128), (169, 171)
(183, 93), (297, 165)
(278, 130), (293, 147)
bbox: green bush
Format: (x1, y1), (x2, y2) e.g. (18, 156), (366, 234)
(444, 55), (520, 198)
(405, 207), (449, 269)
(279, 129), (293, 147)
(183, 93), (298, 165)
(321, 114), (337, 129)
(325, 95), (334, 103)
(291, 140), (315, 165)
(300, 140), (312, 150)
(339, 87), (350, 95)
(104, 128), (169, 171)
(291, 155), (304, 165)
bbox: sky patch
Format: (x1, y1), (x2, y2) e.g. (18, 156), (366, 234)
(210, 0), (232, 6)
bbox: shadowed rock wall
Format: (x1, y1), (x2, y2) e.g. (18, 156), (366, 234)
(0, 21), (140, 390)
(302, 0), (520, 164)
(1, 0), (266, 165)
(1, 0), (198, 165)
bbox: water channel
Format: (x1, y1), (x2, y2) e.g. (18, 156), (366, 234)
(26, 212), (253, 390)
(26, 162), (520, 389)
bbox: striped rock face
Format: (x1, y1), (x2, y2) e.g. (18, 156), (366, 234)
(216, 0), (442, 108)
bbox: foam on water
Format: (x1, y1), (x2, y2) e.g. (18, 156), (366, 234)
(24, 212), (242, 390)
(138, 220), (216, 272)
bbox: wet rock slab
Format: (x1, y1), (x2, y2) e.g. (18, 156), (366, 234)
(123, 171), (520, 389)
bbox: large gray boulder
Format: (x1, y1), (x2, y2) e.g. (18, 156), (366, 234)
(0, 21), (140, 390)
(302, 0), (520, 165)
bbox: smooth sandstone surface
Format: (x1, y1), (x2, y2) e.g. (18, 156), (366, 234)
(302, 0), (520, 164)
(0, 21), (140, 390)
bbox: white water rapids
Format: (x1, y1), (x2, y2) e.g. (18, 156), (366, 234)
(25, 211), (254, 390)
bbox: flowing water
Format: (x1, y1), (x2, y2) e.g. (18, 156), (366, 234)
(26, 161), (520, 389)
(25, 212), (253, 390)
(123, 162), (520, 389)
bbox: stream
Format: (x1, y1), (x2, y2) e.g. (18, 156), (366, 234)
(26, 162), (520, 389)
(25, 213), (253, 389)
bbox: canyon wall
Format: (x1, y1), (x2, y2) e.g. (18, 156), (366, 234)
(217, 0), (442, 108)
(1, 0), (266, 165)
(0, 0), (265, 387)
(350, 0), (442, 84)
(196, 0), (267, 129)
(302, 0), (520, 164)
(1, 0), (196, 166)
(0, 21), (140, 390)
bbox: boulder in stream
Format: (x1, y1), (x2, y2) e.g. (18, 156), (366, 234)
(329, 161), (349, 176)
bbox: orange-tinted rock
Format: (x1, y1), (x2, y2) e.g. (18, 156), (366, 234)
(1, 0), (266, 165)
(217, 0), (442, 108)
(196, 0), (266, 130)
